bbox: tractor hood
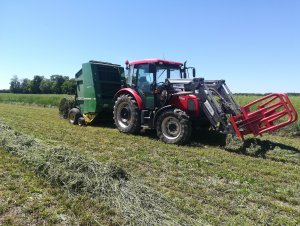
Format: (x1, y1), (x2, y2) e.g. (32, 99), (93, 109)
(166, 79), (193, 93)
(167, 79), (193, 85)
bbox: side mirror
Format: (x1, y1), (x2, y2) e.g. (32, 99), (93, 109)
(192, 68), (196, 78)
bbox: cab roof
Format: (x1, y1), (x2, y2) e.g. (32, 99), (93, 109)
(129, 59), (183, 66)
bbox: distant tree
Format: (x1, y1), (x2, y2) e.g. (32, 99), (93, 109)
(20, 78), (32, 93)
(31, 75), (44, 94)
(61, 78), (76, 95)
(0, 89), (10, 93)
(10, 75), (22, 93)
(39, 79), (53, 94)
(9, 74), (78, 94)
(50, 75), (67, 94)
(287, 93), (300, 96)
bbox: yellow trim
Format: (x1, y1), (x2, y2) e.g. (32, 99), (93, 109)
(83, 113), (97, 124)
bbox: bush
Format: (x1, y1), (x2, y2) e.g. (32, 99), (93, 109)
(58, 97), (76, 119)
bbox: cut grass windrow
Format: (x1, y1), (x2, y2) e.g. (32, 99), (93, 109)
(0, 120), (201, 225)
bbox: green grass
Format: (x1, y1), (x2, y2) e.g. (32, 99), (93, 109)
(0, 93), (72, 107)
(234, 95), (300, 113)
(0, 148), (122, 225)
(0, 103), (299, 225)
(0, 148), (73, 225)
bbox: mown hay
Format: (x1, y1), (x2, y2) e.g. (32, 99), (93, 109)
(224, 134), (244, 151)
(0, 121), (201, 225)
(273, 122), (300, 137)
(224, 122), (300, 152)
(58, 97), (76, 119)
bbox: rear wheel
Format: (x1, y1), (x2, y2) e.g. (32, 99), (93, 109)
(156, 109), (191, 144)
(113, 94), (141, 134)
(68, 108), (81, 125)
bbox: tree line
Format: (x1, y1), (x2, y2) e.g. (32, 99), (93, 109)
(9, 75), (76, 94)
(6, 76), (300, 96)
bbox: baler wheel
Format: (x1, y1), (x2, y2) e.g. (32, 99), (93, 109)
(68, 108), (81, 125)
(78, 117), (86, 126)
(156, 109), (191, 144)
(113, 94), (141, 134)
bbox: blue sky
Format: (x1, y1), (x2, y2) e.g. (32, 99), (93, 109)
(0, 0), (299, 93)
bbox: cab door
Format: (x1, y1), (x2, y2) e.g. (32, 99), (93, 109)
(133, 64), (155, 109)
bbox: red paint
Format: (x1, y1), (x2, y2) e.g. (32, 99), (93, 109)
(189, 94), (200, 117)
(169, 95), (188, 110)
(129, 59), (183, 66)
(114, 88), (145, 110)
(168, 94), (200, 117)
(230, 93), (298, 139)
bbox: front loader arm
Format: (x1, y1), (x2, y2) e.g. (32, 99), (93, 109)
(187, 78), (238, 134)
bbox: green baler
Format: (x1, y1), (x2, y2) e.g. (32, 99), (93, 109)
(68, 60), (125, 124)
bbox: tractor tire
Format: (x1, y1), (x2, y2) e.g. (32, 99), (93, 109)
(156, 108), (191, 144)
(68, 108), (81, 125)
(113, 94), (141, 134)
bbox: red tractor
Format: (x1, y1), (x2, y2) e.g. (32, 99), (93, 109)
(112, 59), (298, 144)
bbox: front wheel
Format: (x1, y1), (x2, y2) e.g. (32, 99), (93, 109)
(156, 109), (191, 144)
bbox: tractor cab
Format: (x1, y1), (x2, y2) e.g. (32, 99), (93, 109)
(125, 59), (195, 109)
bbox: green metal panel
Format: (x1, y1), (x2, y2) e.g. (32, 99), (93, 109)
(75, 69), (84, 111)
(75, 61), (124, 114)
(83, 63), (97, 113)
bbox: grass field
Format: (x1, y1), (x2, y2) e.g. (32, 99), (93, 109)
(0, 95), (299, 225)
(0, 93), (72, 107)
(234, 95), (300, 112)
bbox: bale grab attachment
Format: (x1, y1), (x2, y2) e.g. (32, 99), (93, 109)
(230, 93), (298, 139)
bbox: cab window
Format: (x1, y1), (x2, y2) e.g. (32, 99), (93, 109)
(134, 64), (153, 93)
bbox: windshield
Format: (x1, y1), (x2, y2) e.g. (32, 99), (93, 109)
(156, 65), (182, 84)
